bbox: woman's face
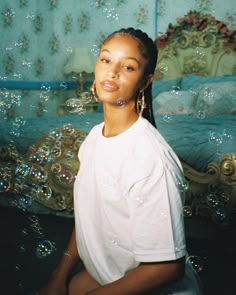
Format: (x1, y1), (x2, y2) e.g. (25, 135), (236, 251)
(94, 34), (150, 106)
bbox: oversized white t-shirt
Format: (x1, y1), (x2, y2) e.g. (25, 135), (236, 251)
(74, 117), (202, 294)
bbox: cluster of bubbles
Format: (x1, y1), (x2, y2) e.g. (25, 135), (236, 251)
(0, 124), (85, 211)
(14, 213), (57, 292)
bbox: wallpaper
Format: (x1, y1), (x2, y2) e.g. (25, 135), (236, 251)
(1, 0), (235, 81)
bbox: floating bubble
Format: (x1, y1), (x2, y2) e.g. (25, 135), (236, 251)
(36, 240), (56, 259)
(48, 128), (62, 140)
(219, 191), (230, 204)
(208, 131), (223, 146)
(206, 193), (219, 207)
(40, 82), (51, 92)
(62, 124), (75, 136)
(21, 228), (29, 237)
(36, 185), (52, 201)
(21, 58), (32, 68)
(221, 129), (233, 142)
(103, 7), (119, 22)
(186, 255), (203, 272)
(211, 206), (227, 224)
(175, 176), (189, 193)
(162, 114), (173, 123)
(64, 98), (84, 113)
(60, 82), (68, 90)
(0, 178), (11, 192)
(15, 162), (31, 178)
(194, 109), (205, 119)
(29, 166), (47, 182)
(18, 196), (33, 209)
(56, 166), (74, 185)
(182, 205), (193, 217)
(201, 87), (215, 105)
(91, 44), (99, 57)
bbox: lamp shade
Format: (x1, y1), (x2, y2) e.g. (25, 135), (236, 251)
(64, 48), (94, 74)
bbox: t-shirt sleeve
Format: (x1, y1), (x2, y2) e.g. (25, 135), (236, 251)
(127, 166), (186, 263)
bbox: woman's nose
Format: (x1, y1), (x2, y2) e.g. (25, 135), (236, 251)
(108, 66), (119, 79)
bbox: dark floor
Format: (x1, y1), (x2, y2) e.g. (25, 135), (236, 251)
(0, 206), (235, 295)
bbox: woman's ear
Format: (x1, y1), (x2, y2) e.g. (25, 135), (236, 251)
(140, 74), (153, 92)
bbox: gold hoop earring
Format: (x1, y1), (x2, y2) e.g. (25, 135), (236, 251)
(136, 91), (146, 116)
(90, 81), (99, 102)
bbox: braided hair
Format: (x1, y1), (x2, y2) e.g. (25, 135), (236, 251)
(101, 28), (158, 128)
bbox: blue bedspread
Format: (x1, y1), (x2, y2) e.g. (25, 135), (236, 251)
(0, 113), (235, 171)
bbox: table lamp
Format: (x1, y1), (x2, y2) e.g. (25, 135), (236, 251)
(63, 48), (97, 113)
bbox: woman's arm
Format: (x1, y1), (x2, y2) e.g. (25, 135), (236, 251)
(38, 227), (81, 295)
(69, 257), (185, 295)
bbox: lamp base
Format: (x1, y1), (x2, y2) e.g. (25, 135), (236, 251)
(58, 91), (98, 115)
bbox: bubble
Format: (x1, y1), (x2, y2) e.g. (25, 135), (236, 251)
(103, 8), (119, 22)
(36, 185), (52, 201)
(211, 207), (227, 224)
(186, 255), (203, 272)
(60, 82), (68, 90)
(21, 58), (32, 68)
(91, 45), (99, 57)
(171, 85), (181, 95)
(36, 240), (56, 259)
(201, 87), (215, 105)
(18, 195), (33, 209)
(221, 129), (233, 142)
(219, 191), (230, 204)
(208, 131), (223, 146)
(194, 109), (206, 119)
(62, 124), (75, 136)
(206, 193), (219, 207)
(0, 178), (11, 192)
(29, 166), (47, 182)
(162, 114), (173, 123)
(40, 82), (51, 92)
(48, 128), (62, 140)
(175, 176), (189, 193)
(64, 98), (84, 113)
(56, 166), (74, 185)
(15, 162), (31, 178)
(182, 205), (193, 217)
(21, 228), (29, 237)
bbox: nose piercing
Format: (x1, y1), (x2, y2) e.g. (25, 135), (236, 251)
(108, 71), (119, 79)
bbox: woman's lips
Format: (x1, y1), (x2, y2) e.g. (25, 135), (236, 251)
(100, 81), (118, 92)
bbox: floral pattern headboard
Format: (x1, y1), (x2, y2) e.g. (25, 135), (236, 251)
(154, 10), (236, 80)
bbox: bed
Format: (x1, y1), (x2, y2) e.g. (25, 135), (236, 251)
(0, 10), (236, 226)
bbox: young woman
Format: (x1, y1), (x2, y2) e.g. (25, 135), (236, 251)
(38, 28), (202, 295)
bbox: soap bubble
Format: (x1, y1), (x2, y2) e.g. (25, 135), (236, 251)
(175, 175), (189, 193)
(221, 129), (233, 142)
(0, 178), (11, 192)
(186, 255), (203, 272)
(208, 131), (223, 146)
(182, 205), (193, 217)
(211, 206), (227, 224)
(206, 193), (219, 207)
(36, 240), (56, 259)
(18, 195), (33, 209)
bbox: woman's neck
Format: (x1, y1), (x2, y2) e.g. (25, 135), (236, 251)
(102, 104), (139, 137)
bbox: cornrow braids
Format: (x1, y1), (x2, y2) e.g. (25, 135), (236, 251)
(102, 28), (158, 127)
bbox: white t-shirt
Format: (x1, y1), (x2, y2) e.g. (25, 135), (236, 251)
(74, 117), (202, 294)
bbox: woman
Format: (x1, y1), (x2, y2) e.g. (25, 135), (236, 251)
(39, 28), (202, 295)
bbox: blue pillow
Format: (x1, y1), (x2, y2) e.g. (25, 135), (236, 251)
(181, 74), (236, 90)
(152, 78), (182, 97)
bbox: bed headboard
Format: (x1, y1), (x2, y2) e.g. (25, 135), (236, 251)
(154, 10), (236, 80)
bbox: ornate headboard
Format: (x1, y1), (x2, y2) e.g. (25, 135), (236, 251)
(154, 10), (236, 80)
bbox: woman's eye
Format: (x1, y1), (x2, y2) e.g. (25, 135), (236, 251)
(124, 66), (134, 71)
(101, 58), (109, 63)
